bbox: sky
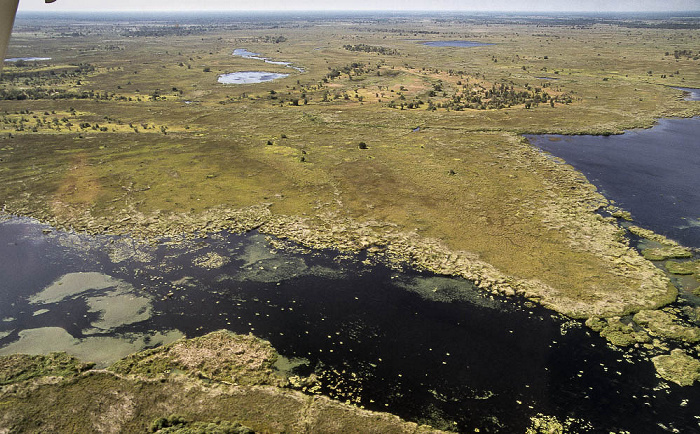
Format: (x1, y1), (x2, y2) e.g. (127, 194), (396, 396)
(16, 0), (700, 13)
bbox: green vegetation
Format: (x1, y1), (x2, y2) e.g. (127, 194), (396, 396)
(633, 309), (700, 343)
(1, 10), (700, 402)
(343, 43), (400, 56)
(0, 352), (93, 385)
(665, 259), (700, 275)
(149, 416), (254, 433)
(0, 332), (442, 433)
(110, 330), (287, 386)
(641, 246), (694, 261)
(652, 349), (700, 386)
(1, 13), (698, 316)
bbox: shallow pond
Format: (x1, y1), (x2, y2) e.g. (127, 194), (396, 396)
(4, 57), (51, 62)
(527, 116), (700, 249)
(218, 47), (302, 84)
(233, 48), (304, 72)
(1, 216), (698, 432)
(423, 40), (492, 47)
(218, 71), (289, 84)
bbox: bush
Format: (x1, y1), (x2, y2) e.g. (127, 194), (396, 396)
(150, 415), (187, 432)
(358, 142), (368, 149)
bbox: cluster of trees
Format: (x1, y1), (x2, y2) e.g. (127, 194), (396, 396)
(0, 109), (171, 134)
(259, 35), (287, 43)
(666, 49), (698, 60)
(0, 63), (95, 83)
(388, 80), (572, 111)
(324, 62), (369, 82)
(1, 111), (77, 133)
(0, 88), (94, 101)
(246, 62), (572, 112)
(342, 44), (399, 55)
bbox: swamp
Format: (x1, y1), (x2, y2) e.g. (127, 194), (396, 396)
(1, 10), (700, 433)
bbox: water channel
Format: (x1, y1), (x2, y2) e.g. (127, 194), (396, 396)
(0, 213), (697, 432)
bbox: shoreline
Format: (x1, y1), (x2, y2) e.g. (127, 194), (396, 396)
(0, 129), (679, 319)
(5, 121), (700, 386)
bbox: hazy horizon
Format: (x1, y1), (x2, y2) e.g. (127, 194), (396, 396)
(16, 0), (700, 13)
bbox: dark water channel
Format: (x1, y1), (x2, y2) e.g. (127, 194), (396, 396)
(1, 217), (698, 432)
(527, 116), (700, 249)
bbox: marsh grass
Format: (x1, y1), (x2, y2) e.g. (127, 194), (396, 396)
(0, 15), (698, 316)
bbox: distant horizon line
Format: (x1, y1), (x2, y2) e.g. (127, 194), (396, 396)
(15, 9), (700, 14)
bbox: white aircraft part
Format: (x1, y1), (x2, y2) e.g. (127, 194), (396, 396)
(0, 0), (20, 72)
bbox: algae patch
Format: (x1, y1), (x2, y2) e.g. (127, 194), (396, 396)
(526, 413), (590, 434)
(2, 271), (183, 367)
(83, 292), (152, 334)
(627, 225), (681, 247)
(585, 317), (650, 347)
(0, 327), (183, 368)
(28, 271), (122, 304)
(394, 275), (499, 309)
(27, 271), (155, 335)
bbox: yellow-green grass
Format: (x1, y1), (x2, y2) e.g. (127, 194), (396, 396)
(1, 18), (699, 319)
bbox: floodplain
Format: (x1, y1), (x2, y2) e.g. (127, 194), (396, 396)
(1, 10), (700, 433)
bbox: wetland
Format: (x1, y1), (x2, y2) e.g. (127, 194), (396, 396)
(1, 10), (700, 433)
(528, 116), (700, 249)
(218, 71), (290, 84)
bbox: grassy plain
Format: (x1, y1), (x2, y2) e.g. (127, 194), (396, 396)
(1, 15), (699, 320)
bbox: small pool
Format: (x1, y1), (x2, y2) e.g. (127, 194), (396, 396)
(422, 40), (492, 47)
(218, 71), (289, 84)
(4, 57), (51, 62)
(233, 48), (304, 72)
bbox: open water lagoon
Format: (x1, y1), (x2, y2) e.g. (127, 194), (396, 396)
(528, 116), (700, 249)
(1, 216), (699, 432)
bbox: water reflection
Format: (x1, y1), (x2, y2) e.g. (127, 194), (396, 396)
(0, 216), (698, 432)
